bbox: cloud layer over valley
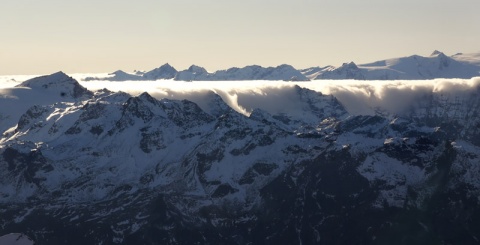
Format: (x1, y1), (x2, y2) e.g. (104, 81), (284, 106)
(2, 75), (480, 118)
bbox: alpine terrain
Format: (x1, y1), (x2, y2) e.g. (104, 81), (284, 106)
(1, 72), (480, 244)
(83, 51), (480, 82)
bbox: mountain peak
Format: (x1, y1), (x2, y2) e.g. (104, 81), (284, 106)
(198, 91), (232, 117)
(174, 65), (209, 81)
(160, 63), (174, 69)
(342, 62), (358, 69)
(138, 91), (157, 103)
(109, 70), (129, 75)
(17, 71), (92, 98)
(51, 71), (69, 78)
(143, 63), (178, 80)
(18, 71), (70, 87)
(430, 50), (445, 57)
(276, 64), (294, 69)
(187, 65), (207, 73)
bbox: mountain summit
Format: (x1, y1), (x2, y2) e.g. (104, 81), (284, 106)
(17, 71), (92, 98)
(143, 63), (178, 80)
(430, 50), (444, 56)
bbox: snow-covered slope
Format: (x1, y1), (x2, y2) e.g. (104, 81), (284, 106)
(451, 51), (480, 66)
(0, 233), (34, 245)
(82, 64), (309, 82)
(78, 51), (480, 82)
(84, 64), (178, 81)
(0, 72), (91, 134)
(204, 64), (309, 81)
(314, 62), (365, 80)
(1, 72), (480, 244)
(174, 65), (209, 81)
(309, 51), (480, 80)
(172, 64), (308, 81)
(299, 66), (333, 80)
(85, 70), (144, 81)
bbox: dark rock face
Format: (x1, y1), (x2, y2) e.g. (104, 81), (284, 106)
(2, 147), (52, 187)
(16, 105), (50, 132)
(140, 128), (166, 153)
(257, 149), (375, 244)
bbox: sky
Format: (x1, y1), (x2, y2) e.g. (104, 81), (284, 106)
(1, 0), (479, 75)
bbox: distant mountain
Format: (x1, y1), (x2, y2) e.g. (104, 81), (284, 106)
(203, 64), (309, 81)
(309, 51), (480, 80)
(84, 64), (309, 81)
(143, 63), (178, 80)
(80, 51), (480, 82)
(84, 70), (144, 81)
(109, 70), (143, 81)
(299, 66), (333, 80)
(174, 65), (209, 81)
(314, 62), (365, 80)
(172, 64), (309, 81)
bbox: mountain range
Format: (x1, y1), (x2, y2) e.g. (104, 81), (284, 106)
(308, 51), (480, 80)
(1, 72), (480, 244)
(86, 64), (309, 82)
(84, 51), (480, 81)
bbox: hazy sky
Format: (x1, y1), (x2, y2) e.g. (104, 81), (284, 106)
(1, 0), (479, 75)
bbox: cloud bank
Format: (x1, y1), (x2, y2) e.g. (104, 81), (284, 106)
(2, 75), (480, 117)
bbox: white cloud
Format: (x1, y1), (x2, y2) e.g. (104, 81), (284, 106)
(2, 75), (480, 117)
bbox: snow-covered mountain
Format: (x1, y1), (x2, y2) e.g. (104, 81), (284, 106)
(310, 51), (480, 80)
(313, 62), (365, 80)
(201, 64), (309, 81)
(0, 72), (92, 134)
(80, 51), (480, 82)
(172, 64), (309, 81)
(174, 64), (209, 81)
(85, 70), (144, 81)
(84, 64), (178, 82)
(299, 65), (333, 80)
(2, 73), (480, 244)
(83, 64), (309, 81)
(143, 63), (178, 80)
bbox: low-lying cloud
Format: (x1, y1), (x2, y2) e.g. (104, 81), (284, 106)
(3, 75), (480, 117)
